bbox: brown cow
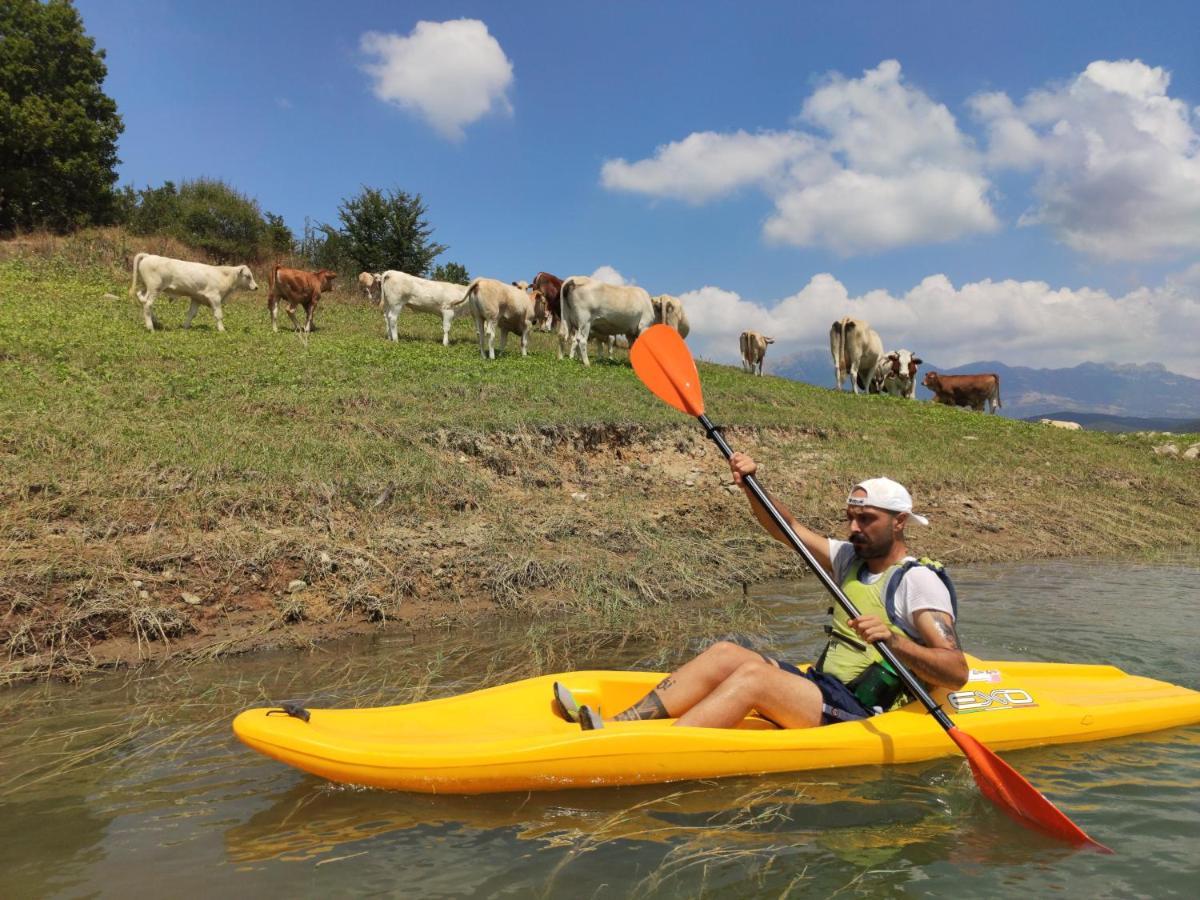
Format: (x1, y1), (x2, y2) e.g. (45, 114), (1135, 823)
(268, 265), (337, 333)
(530, 271), (563, 331)
(922, 371), (1002, 413)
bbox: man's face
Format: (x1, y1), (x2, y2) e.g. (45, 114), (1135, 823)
(845, 490), (901, 559)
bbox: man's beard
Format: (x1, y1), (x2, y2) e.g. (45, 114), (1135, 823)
(851, 535), (892, 560)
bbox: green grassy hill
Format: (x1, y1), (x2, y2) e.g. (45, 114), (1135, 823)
(3, 230), (1198, 682)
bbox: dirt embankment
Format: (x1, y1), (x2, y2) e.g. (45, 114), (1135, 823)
(5, 420), (1177, 685)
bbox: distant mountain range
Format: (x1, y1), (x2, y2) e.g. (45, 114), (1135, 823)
(770, 352), (1200, 430)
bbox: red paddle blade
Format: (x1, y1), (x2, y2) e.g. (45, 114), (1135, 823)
(630, 324), (705, 417)
(949, 727), (1111, 852)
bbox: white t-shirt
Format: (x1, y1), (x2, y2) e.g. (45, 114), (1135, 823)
(827, 539), (955, 640)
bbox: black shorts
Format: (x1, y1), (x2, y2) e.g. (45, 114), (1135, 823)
(773, 659), (874, 725)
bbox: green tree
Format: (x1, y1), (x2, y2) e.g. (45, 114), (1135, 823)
(431, 262), (470, 285)
(337, 187), (446, 276)
(0, 0), (124, 233)
(264, 212), (294, 257)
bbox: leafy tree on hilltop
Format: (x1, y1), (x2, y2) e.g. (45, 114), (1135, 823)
(122, 178), (270, 262)
(431, 261), (470, 285)
(337, 187), (447, 276)
(0, 0), (124, 233)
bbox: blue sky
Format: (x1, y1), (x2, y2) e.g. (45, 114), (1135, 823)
(77, 1), (1200, 376)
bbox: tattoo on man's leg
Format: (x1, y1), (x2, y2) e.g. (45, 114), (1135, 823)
(655, 676), (675, 692)
(612, 690), (670, 721)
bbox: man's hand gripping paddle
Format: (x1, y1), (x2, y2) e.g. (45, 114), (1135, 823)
(629, 324), (1109, 851)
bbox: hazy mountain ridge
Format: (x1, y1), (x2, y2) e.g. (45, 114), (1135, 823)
(769, 352), (1200, 423)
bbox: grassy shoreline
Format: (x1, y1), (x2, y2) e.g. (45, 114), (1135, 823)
(3, 232), (1198, 684)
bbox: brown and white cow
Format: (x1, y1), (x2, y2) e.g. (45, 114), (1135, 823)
(872, 349), (923, 399)
(558, 277), (655, 366)
(128, 252), (258, 332)
(465, 278), (548, 359)
(739, 331), (774, 376)
(651, 294), (690, 338)
(530, 271), (564, 331)
(830, 316), (884, 394)
(268, 265), (337, 333)
(922, 371), (1002, 413)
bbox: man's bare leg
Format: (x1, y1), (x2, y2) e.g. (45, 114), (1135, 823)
(673, 658), (825, 729)
(613, 641), (779, 721)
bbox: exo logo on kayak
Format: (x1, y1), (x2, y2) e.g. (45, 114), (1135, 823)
(947, 688), (1037, 714)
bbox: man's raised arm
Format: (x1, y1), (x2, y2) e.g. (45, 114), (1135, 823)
(729, 452), (833, 575)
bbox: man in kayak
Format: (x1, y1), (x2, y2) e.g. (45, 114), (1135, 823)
(555, 454), (968, 730)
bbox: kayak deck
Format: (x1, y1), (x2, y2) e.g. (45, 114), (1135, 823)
(232, 656), (1200, 794)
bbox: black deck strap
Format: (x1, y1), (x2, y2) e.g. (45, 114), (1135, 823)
(266, 702), (311, 723)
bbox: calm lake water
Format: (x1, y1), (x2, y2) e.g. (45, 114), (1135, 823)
(2, 559), (1198, 898)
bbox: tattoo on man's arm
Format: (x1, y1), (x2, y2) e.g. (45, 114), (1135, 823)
(929, 612), (961, 650)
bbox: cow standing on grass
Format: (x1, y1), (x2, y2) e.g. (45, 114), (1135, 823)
(923, 371), (1002, 413)
(378, 270), (471, 345)
(267, 265), (337, 333)
(830, 316), (883, 394)
(739, 331), (774, 375)
(465, 278), (548, 359)
(651, 294), (690, 338)
(129, 252), (258, 332)
(530, 271), (564, 331)
(357, 271), (382, 304)
(558, 277), (655, 366)
(872, 350), (923, 399)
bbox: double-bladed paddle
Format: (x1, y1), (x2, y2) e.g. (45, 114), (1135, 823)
(629, 323), (1109, 851)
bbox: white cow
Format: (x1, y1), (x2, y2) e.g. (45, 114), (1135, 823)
(1039, 418), (1083, 430)
(739, 331), (774, 375)
(378, 270), (470, 345)
(830, 316), (884, 394)
(872, 349), (923, 399)
(465, 278), (548, 359)
(357, 271), (382, 304)
(128, 253), (257, 332)
(558, 277), (655, 366)
(651, 294), (690, 338)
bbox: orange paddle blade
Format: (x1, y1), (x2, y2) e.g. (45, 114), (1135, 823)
(949, 727), (1111, 852)
(630, 325), (705, 417)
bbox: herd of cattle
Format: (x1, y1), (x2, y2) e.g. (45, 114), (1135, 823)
(127, 252), (1001, 413)
(741, 316), (1002, 413)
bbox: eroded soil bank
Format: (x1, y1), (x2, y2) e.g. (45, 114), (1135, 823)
(4, 422), (1193, 684)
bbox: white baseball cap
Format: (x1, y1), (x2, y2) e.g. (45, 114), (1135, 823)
(847, 477), (929, 526)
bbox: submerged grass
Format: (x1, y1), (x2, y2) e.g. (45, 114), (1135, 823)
(2, 229), (1199, 682)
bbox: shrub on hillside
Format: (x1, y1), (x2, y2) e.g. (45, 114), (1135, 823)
(119, 178), (274, 263)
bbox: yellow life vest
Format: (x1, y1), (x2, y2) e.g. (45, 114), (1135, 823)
(817, 557), (957, 711)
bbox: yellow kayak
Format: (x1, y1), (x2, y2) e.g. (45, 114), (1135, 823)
(232, 655), (1200, 794)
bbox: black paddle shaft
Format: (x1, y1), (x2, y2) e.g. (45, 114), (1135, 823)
(697, 414), (955, 730)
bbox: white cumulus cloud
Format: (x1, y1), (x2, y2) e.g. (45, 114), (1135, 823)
(589, 265), (634, 285)
(677, 269), (1200, 379)
(360, 19), (513, 141)
(601, 60), (998, 254)
(971, 59), (1200, 260)
(601, 131), (820, 203)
